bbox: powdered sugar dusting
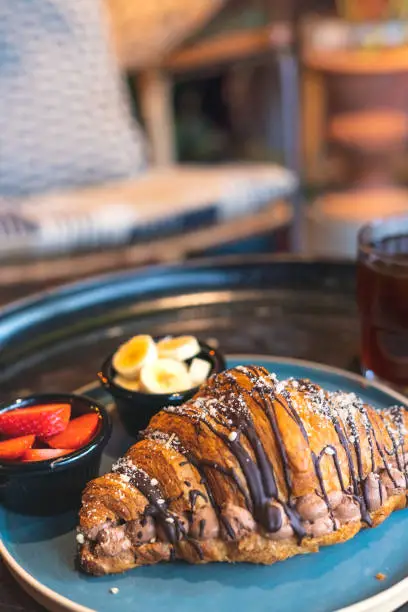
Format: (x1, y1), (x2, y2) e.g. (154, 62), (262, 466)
(112, 457), (151, 485)
(144, 430), (185, 455)
(297, 380), (332, 420)
(329, 391), (372, 445)
(383, 405), (407, 452)
(253, 375), (278, 396)
(275, 381), (285, 395)
(163, 368), (255, 429)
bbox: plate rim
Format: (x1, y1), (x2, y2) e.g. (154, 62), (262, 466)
(2, 354), (408, 612)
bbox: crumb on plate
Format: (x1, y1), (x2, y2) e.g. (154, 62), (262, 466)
(110, 587), (119, 594)
(375, 573), (386, 581)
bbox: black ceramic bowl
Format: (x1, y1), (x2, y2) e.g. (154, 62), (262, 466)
(99, 339), (226, 436)
(0, 393), (111, 515)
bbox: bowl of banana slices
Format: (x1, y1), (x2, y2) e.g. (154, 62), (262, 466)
(98, 335), (226, 435)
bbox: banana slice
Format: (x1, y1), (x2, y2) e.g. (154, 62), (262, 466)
(157, 335), (200, 362)
(140, 358), (193, 394)
(114, 375), (141, 392)
(189, 358), (211, 386)
(112, 335), (157, 379)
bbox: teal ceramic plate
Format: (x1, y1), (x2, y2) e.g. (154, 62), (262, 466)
(2, 356), (408, 612)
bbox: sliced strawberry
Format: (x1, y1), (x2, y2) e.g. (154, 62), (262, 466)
(46, 413), (99, 450)
(0, 435), (35, 461)
(22, 448), (73, 462)
(0, 404), (71, 439)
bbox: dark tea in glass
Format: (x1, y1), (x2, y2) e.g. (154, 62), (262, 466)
(357, 215), (408, 388)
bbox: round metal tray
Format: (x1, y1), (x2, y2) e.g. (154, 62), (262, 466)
(0, 255), (358, 402)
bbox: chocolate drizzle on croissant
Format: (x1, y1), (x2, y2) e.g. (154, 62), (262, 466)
(78, 366), (408, 575)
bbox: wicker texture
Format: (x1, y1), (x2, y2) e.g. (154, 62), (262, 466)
(0, 0), (146, 199)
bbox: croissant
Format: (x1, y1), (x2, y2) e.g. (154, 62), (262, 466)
(78, 365), (408, 575)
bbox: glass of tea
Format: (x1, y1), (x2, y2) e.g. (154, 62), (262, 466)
(357, 214), (408, 388)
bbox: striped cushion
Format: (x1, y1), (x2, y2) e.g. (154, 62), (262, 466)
(0, 165), (297, 257)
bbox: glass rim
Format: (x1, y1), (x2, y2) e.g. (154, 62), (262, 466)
(358, 212), (408, 263)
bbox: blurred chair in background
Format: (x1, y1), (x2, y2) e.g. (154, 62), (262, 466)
(0, 0), (297, 287)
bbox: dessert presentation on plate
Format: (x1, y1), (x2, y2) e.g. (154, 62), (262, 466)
(2, 328), (408, 612)
(78, 354), (408, 575)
